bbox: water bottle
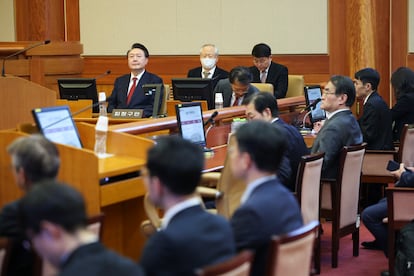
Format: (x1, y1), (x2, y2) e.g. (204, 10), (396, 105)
(94, 92), (108, 156)
(215, 93), (224, 109)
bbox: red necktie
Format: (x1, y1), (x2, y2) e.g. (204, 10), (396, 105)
(127, 77), (138, 105)
(233, 96), (240, 107)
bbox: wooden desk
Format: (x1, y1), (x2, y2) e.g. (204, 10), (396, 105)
(204, 145), (227, 172)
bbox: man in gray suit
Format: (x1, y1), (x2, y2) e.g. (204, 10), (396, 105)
(213, 66), (259, 107)
(311, 75), (363, 179)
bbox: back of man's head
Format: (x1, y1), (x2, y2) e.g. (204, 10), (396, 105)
(330, 75), (356, 107)
(251, 43), (272, 58)
(235, 120), (286, 173)
(229, 66), (253, 85)
(354, 68), (380, 91)
(19, 181), (87, 235)
(146, 136), (204, 195)
(247, 92), (279, 118)
(7, 135), (60, 183)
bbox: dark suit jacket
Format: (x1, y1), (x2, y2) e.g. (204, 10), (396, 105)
(213, 79), (259, 107)
(140, 205), (236, 276)
(311, 110), (363, 179)
(391, 92), (414, 141)
(230, 179), (303, 276)
(273, 119), (310, 191)
(107, 71), (163, 118)
(60, 242), (144, 276)
(187, 66), (229, 90)
(358, 92), (394, 150)
(249, 61), (288, 99)
(0, 200), (34, 276)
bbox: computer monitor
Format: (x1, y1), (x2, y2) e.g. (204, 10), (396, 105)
(304, 85), (326, 123)
(175, 102), (207, 149)
(32, 105), (83, 149)
(57, 78), (99, 113)
(172, 78), (214, 110)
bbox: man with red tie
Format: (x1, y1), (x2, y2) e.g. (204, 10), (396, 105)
(107, 43), (163, 118)
(213, 66), (259, 108)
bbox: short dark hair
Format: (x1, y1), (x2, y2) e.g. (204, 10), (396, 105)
(235, 120), (286, 173)
(330, 75), (356, 107)
(19, 181), (87, 234)
(127, 43), (149, 58)
(251, 43), (271, 58)
(146, 136), (204, 195)
(229, 66), (253, 85)
(354, 68), (380, 90)
(391, 67), (414, 99)
(246, 92), (279, 118)
(7, 135), (60, 183)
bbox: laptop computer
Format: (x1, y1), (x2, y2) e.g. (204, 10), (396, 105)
(32, 105), (83, 149)
(304, 85), (326, 124)
(175, 102), (210, 151)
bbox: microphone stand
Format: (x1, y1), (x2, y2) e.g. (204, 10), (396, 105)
(300, 110), (312, 134)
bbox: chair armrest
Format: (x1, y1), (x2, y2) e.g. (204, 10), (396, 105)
(196, 186), (223, 199)
(199, 172), (221, 188)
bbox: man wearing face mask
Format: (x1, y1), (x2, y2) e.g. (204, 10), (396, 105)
(187, 44), (229, 90)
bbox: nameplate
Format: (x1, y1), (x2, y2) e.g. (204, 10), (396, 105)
(111, 109), (143, 118)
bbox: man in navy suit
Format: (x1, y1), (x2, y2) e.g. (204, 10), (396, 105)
(187, 44), (229, 90)
(354, 68), (394, 210)
(213, 66), (259, 107)
(311, 75), (363, 179)
(229, 121), (303, 276)
(245, 92), (309, 192)
(107, 43), (163, 118)
(249, 43), (288, 99)
(140, 136), (236, 275)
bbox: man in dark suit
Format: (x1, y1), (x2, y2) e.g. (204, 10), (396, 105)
(18, 181), (144, 276)
(229, 121), (303, 276)
(213, 66), (259, 107)
(249, 43), (288, 99)
(107, 43), (163, 118)
(0, 134), (60, 276)
(354, 68), (394, 210)
(311, 75), (363, 179)
(245, 92), (309, 192)
(187, 43), (229, 90)
(140, 136), (236, 275)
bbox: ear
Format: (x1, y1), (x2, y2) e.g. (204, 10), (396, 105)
(40, 221), (63, 240)
(338, 93), (348, 105)
(365, 82), (372, 91)
(262, 107), (272, 119)
(239, 151), (253, 171)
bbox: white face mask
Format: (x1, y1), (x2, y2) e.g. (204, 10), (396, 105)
(201, 57), (216, 70)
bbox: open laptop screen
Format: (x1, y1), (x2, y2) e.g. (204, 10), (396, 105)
(304, 85), (326, 123)
(175, 102), (206, 148)
(32, 105), (83, 149)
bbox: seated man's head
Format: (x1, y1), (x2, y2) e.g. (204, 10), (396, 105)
(7, 134), (60, 191)
(354, 68), (380, 99)
(127, 43), (150, 74)
(144, 136), (204, 208)
(199, 44), (219, 70)
(321, 75), (356, 113)
(245, 92), (279, 122)
(19, 181), (88, 267)
(230, 120), (286, 180)
(229, 66), (253, 99)
(252, 43), (272, 72)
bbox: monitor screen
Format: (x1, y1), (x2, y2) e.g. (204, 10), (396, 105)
(175, 102), (206, 148)
(32, 105), (83, 149)
(304, 85), (326, 123)
(172, 78), (214, 110)
(57, 78), (99, 113)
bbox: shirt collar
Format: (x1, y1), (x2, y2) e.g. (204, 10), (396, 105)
(240, 175), (277, 204)
(161, 197), (202, 229)
(130, 70), (145, 81)
(363, 91), (375, 105)
(325, 108), (348, 119)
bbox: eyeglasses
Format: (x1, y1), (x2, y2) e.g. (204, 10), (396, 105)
(253, 58), (269, 65)
(322, 91), (336, 96)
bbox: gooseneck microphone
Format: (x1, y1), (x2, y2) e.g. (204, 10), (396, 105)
(300, 98), (321, 114)
(2, 40), (51, 77)
(94, 70), (111, 80)
(204, 111), (219, 127)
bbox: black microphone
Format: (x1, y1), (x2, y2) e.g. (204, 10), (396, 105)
(204, 111), (218, 127)
(2, 40), (51, 77)
(94, 70), (111, 80)
(300, 98), (321, 114)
